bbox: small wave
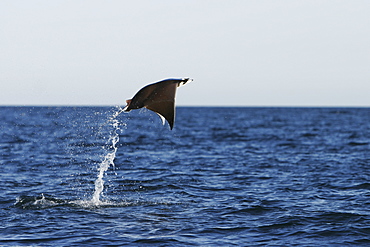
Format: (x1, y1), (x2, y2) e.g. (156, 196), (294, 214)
(222, 205), (279, 216)
(315, 211), (364, 221)
(301, 132), (318, 137)
(347, 141), (369, 146)
(350, 182), (370, 190)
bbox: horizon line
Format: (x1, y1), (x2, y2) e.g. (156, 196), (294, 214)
(1, 104), (370, 108)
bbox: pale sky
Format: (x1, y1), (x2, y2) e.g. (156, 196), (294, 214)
(1, 0), (369, 106)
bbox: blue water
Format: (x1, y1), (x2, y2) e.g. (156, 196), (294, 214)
(1, 106), (370, 246)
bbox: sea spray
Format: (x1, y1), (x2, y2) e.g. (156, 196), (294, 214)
(91, 111), (122, 205)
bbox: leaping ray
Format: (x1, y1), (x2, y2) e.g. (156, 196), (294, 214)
(121, 78), (192, 130)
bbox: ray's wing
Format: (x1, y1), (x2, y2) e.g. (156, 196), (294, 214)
(146, 101), (175, 129)
(144, 82), (178, 129)
(124, 83), (157, 111)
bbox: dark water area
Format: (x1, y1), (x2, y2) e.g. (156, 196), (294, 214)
(1, 106), (370, 246)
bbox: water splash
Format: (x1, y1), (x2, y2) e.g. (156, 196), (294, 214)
(15, 194), (63, 209)
(90, 108), (122, 205)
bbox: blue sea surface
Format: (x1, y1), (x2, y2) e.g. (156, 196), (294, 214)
(1, 106), (370, 246)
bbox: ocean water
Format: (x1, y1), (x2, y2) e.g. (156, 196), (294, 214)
(1, 106), (370, 246)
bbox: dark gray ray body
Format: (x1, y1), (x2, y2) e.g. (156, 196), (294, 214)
(124, 78), (192, 129)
